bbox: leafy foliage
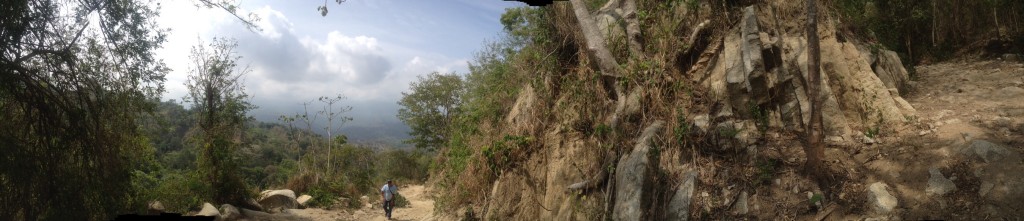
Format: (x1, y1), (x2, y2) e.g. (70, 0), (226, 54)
(298, 144), (431, 209)
(0, 0), (169, 219)
(432, 6), (559, 212)
(482, 135), (532, 175)
(834, 0), (1024, 62)
(397, 72), (466, 151)
(183, 38), (257, 206)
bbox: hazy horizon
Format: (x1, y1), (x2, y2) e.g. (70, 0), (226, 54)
(154, 1), (528, 145)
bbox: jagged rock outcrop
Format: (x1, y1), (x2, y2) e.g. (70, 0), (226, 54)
(871, 49), (911, 95)
(478, 2), (923, 221)
(699, 5), (915, 141)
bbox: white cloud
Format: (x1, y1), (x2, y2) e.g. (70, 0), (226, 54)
(154, 1), (232, 102)
(156, 4), (470, 121)
(302, 32), (390, 84)
(252, 6), (292, 39)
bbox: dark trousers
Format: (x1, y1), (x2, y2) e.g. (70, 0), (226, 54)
(383, 200), (393, 218)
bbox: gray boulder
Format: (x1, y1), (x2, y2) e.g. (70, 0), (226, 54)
(666, 171), (697, 220)
(613, 121), (665, 221)
(219, 204), (241, 221)
(258, 189), (299, 213)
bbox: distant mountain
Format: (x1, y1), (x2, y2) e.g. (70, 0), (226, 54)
(246, 99), (414, 149)
(339, 121), (413, 149)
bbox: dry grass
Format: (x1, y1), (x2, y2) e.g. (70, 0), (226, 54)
(284, 172), (318, 195)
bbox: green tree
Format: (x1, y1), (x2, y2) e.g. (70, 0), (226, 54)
(0, 0), (168, 219)
(183, 37), (256, 206)
(397, 72), (466, 151)
(278, 115), (302, 173)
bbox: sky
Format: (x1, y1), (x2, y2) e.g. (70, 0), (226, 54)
(155, 0), (526, 141)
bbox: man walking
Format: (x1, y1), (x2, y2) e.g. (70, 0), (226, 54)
(380, 179), (399, 220)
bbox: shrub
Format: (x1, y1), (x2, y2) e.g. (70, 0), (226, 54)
(145, 171), (211, 213)
(391, 193), (411, 208)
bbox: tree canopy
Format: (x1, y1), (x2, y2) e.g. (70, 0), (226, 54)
(397, 72), (465, 151)
(183, 37), (256, 206)
(0, 0), (168, 219)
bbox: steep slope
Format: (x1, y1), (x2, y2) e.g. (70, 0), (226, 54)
(434, 0), (1024, 220)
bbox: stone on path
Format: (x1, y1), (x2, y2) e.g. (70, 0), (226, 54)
(732, 191), (749, 215)
(196, 202), (222, 220)
(220, 204), (241, 221)
(297, 194), (313, 209)
(867, 182), (898, 214)
(926, 168), (957, 196)
(963, 140), (1014, 163)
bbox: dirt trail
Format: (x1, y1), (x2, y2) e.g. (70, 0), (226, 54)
(289, 185), (442, 221)
(856, 60), (1024, 219)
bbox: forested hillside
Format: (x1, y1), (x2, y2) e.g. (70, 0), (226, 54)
(131, 98), (432, 214)
(1, 1), (431, 219)
(140, 100), (313, 188)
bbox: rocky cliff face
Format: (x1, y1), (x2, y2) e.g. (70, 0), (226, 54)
(477, 1), (919, 220)
(698, 4), (916, 146)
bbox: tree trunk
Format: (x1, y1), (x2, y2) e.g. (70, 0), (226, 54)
(568, 0), (622, 78)
(993, 7), (1001, 38)
(932, 0), (938, 47)
(803, 0), (826, 181)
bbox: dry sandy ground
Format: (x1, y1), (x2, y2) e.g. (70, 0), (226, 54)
(821, 59), (1024, 220)
(288, 185), (445, 221)
(720, 59), (1024, 220)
